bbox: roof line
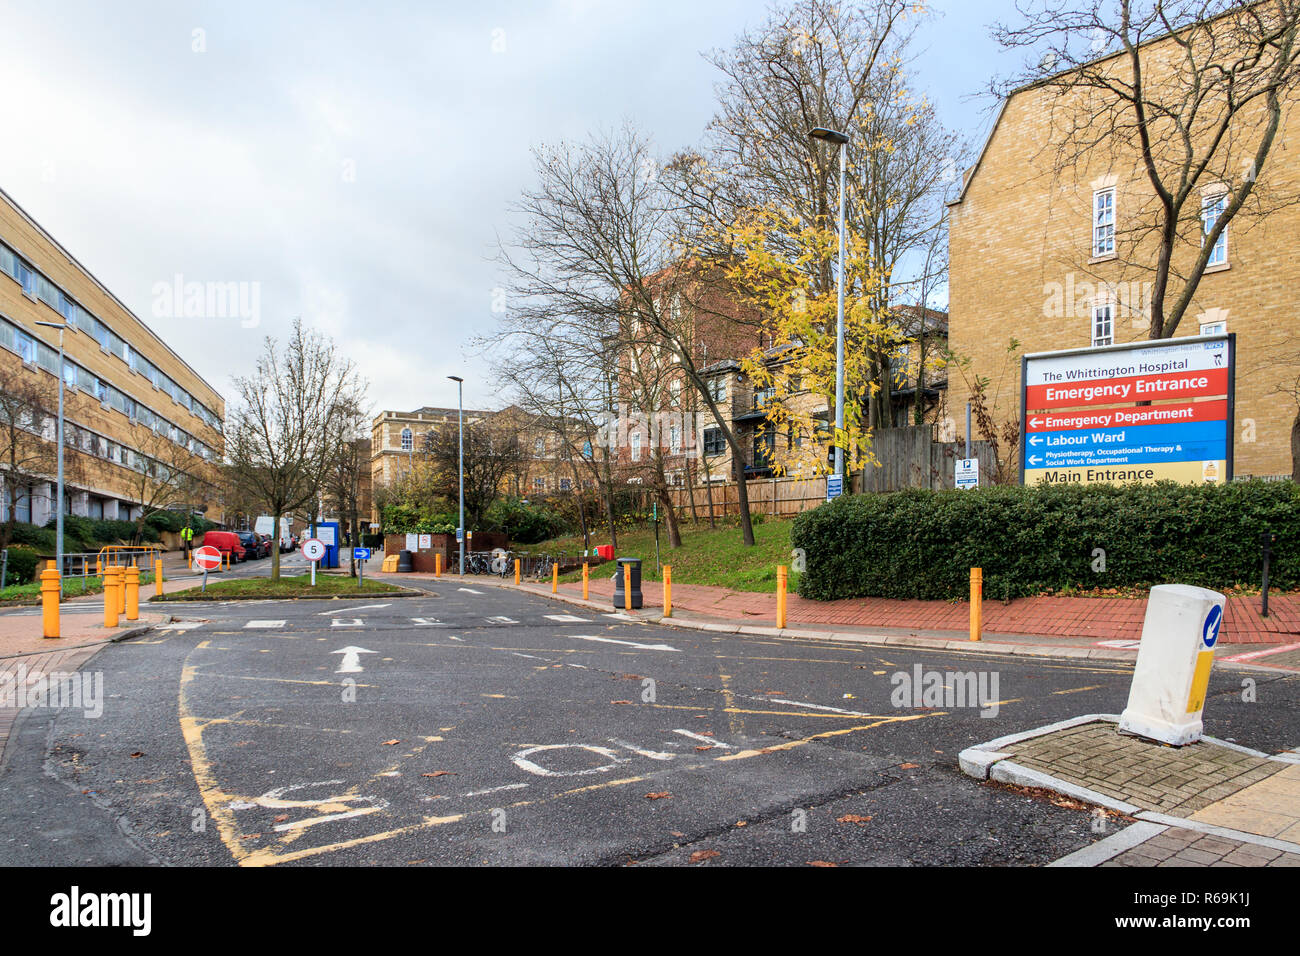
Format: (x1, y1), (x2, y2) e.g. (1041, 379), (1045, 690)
(0, 183), (226, 408)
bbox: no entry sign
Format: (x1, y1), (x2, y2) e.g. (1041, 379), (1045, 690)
(1021, 335), (1233, 486)
(192, 545), (222, 572)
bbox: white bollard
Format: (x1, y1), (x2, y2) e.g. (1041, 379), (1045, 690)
(1118, 584), (1226, 746)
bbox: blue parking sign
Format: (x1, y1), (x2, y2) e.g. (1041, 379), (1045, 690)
(353, 547), (371, 561)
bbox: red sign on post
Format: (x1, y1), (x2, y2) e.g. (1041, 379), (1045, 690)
(192, 545), (222, 572)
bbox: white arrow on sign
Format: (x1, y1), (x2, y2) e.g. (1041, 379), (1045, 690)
(1028, 435), (1043, 446)
(1028, 454), (1043, 465)
(1029, 417), (1043, 428)
(331, 646), (377, 673)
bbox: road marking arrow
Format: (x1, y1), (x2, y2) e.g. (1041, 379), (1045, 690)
(317, 604), (391, 615)
(458, 587), (483, 595)
(565, 634), (679, 652)
(331, 646), (377, 673)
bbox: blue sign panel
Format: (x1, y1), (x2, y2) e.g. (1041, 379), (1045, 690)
(1024, 421), (1228, 470)
(353, 547), (371, 561)
(826, 475), (843, 500)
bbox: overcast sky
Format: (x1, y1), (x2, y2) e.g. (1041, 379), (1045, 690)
(0, 0), (1025, 415)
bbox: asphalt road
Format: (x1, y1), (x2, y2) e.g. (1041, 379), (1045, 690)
(1, 576), (1296, 867)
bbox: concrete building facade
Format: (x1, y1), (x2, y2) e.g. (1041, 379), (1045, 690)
(0, 187), (224, 530)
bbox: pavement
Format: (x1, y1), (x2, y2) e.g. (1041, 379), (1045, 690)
(554, 573), (1298, 645)
(961, 716), (1300, 868)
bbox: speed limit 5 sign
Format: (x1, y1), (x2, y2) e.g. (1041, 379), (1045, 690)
(301, 538), (327, 562)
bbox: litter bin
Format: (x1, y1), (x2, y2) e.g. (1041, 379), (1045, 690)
(397, 549), (413, 573)
(611, 557), (643, 609)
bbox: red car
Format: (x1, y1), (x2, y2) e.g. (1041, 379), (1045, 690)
(200, 531), (245, 564)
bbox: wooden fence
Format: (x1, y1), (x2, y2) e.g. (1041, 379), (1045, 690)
(667, 426), (996, 519)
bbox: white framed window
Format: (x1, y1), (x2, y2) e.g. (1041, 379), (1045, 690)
(1202, 192), (1228, 267)
(534, 436), (545, 458)
(533, 477), (546, 492)
(630, 430), (642, 461)
(669, 424), (682, 455)
(1093, 187), (1116, 257)
(1091, 301), (1114, 347)
(400, 427), (413, 451)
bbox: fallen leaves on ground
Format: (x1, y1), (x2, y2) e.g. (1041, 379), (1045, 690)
(836, 814), (873, 825)
(689, 849), (720, 864)
(807, 860), (839, 867)
(422, 771), (455, 777)
(273, 814), (289, 823)
(129, 752), (144, 758)
(899, 762), (919, 769)
(645, 791), (672, 800)
(695, 746), (714, 752)
(610, 700), (633, 705)
(381, 740), (400, 746)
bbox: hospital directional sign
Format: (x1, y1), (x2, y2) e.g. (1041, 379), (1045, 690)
(1021, 335), (1233, 486)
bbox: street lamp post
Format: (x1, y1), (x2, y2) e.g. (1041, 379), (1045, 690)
(35, 320), (66, 593)
(809, 127), (849, 479)
(448, 375), (465, 576)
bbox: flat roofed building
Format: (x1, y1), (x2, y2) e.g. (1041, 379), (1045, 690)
(0, 186), (224, 528)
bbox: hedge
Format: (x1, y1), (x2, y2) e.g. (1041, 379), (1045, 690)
(791, 480), (1299, 602)
(2, 546), (41, 585)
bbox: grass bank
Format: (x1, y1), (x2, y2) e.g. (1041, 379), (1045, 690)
(534, 518), (798, 593)
(152, 573), (410, 601)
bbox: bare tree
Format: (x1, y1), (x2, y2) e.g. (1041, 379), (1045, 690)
(0, 367), (61, 549)
(226, 318), (365, 580)
(993, 0), (1300, 338)
(323, 399), (371, 576)
(497, 124), (768, 545)
(121, 425), (214, 543)
(426, 416), (525, 530)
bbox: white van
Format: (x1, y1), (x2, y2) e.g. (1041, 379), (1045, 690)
(254, 515), (294, 553)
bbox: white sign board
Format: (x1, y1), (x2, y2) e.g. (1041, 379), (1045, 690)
(418, 534), (432, 550)
(405, 533), (419, 551)
(955, 458), (979, 490)
(301, 538), (327, 562)
(316, 525), (336, 546)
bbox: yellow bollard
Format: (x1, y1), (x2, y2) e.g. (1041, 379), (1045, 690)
(436, 553), (443, 577)
(125, 566), (140, 622)
(116, 565), (126, 615)
(103, 568), (120, 628)
(155, 557), (164, 597)
(663, 565), (672, 618)
(624, 563), (632, 612)
(776, 565), (787, 629)
(970, 567), (982, 642)
(514, 558), (520, 585)
(582, 563), (589, 601)
(552, 562), (558, 594)
(96, 556), (103, 575)
(41, 568), (60, 639)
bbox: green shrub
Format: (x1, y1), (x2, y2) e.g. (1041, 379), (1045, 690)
(8, 522), (55, 551)
(484, 497), (565, 545)
(2, 546), (42, 586)
(792, 479), (1300, 602)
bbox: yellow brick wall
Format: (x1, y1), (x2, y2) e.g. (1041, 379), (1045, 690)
(948, 73), (1300, 480)
(0, 192), (224, 514)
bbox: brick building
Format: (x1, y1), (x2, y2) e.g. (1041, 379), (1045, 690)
(947, 14), (1300, 481)
(0, 186), (224, 529)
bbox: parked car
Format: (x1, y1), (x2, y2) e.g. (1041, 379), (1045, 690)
(258, 533), (274, 556)
(237, 531), (268, 559)
(200, 531), (245, 565)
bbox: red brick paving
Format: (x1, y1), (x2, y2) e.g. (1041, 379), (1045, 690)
(564, 578), (1293, 645)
